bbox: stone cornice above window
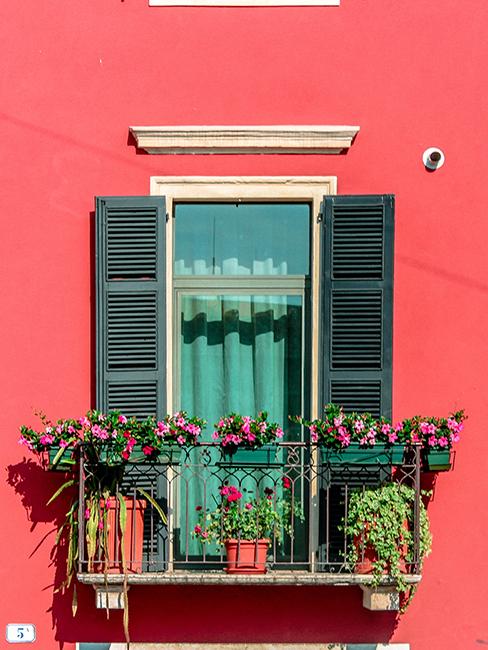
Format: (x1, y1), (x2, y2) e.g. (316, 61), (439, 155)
(129, 125), (360, 154)
(150, 0), (339, 5)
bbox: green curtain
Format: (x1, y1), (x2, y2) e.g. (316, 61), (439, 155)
(177, 294), (302, 560)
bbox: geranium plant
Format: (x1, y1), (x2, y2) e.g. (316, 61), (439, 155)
(193, 480), (303, 545)
(211, 411), (284, 450)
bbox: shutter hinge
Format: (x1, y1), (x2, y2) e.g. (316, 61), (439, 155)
(317, 213), (323, 223)
(166, 212), (170, 222)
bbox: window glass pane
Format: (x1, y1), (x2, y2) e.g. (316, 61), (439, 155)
(174, 203), (310, 276)
(179, 294), (302, 437)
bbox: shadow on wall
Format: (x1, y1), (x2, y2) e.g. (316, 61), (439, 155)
(6, 458), (79, 645)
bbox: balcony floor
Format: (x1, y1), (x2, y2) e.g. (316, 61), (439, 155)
(77, 570), (422, 586)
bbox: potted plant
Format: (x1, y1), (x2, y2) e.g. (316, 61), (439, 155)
(18, 409), (205, 582)
(292, 404), (407, 465)
(402, 410), (465, 471)
(212, 411), (284, 465)
(193, 480), (303, 573)
(342, 482), (432, 596)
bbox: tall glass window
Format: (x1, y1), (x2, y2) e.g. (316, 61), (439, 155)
(174, 202), (310, 438)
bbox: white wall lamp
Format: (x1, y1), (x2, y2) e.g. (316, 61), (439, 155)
(423, 147), (445, 170)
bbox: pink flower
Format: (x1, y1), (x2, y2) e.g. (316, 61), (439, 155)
(438, 436), (449, 447)
(447, 418), (463, 434)
(420, 422), (437, 436)
(39, 434), (55, 445)
(428, 435), (438, 447)
(157, 421), (170, 435)
(245, 503), (253, 510)
(18, 435), (33, 450)
(388, 431), (398, 444)
(78, 417), (90, 427)
(282, 477), (291, 489)
(212, 431), (220, 440)
(55, 425), (63, 435)
(84, 508), (91, 520)
(59, 439), (69, 448)
(121, 450), (130, 460)
(220, 486), (230, 496)
(450, 432), (460, 444)
(275, 428), (284, 439)
(354, 419), (365, 433)
(118, 415), (128, 425)
(142, 445), (154, 456)
(333, 416), (344, 427)
(67, 425), (76, 434)
(227, 487), (243, 502)
(177, 435), (186, 445)
(381, 423), (391, 435)
(247, 432), (256, 443)
(194, 525), (202, 534)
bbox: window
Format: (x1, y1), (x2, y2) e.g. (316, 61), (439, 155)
(95, 179), (394, 427)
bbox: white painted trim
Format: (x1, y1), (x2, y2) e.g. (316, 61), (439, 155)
(150, 0), (339, 5)
(150, 175), (336, 425)
(130, 125), (359, 154)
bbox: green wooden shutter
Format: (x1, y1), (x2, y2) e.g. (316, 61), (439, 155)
(96, 196), (167, 418)
(320, 194), (394, 419)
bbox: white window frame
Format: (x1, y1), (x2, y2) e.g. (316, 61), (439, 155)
(150, 175), (336, 419)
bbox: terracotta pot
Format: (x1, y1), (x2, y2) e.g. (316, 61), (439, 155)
(94, 497), (146, 573)
(224, 539), (269, 574)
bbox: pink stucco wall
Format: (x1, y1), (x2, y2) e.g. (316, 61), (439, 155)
(1, 1), (487, 648)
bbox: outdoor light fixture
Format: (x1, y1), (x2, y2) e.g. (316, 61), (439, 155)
(423, 147), (445, 170)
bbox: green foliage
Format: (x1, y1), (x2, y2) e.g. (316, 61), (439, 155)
(343, 482), (432, 594)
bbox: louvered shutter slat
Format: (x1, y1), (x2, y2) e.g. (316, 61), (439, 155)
(96, 196), (166, 419)
(320, 195), (394, 419)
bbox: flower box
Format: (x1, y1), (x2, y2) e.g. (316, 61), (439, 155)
(127, 444), (182, 465)
(422, 448), (452, 471)
(218, 444), (282, 466)
(320, 443), (405, 466)
(46, 446), (76, 471)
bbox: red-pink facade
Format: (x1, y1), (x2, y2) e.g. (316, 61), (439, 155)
(2, 1), (488, 649)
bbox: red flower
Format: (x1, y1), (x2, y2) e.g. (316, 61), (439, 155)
(282, 477), (291, 489)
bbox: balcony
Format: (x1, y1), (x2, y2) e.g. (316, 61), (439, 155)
(76, 443), (423, 611)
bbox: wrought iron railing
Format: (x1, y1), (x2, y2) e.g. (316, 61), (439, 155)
(77, 443), (423, 579)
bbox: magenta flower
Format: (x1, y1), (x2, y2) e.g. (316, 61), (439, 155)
(245, 502), (253, 510)
(354, 419), (365, 433)
(118, 415), (128, 425)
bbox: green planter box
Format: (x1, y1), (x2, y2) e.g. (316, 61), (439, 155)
(129, 444), (182, 465)
(47, 446), (76, 471)
(320, 443), (405, 466)
(218, 444), (281, 467)
(97, 444), (182, 465)
(422, 448), (452, 471)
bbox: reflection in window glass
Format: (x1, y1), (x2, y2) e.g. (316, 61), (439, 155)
(174, 203), (310, 276)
